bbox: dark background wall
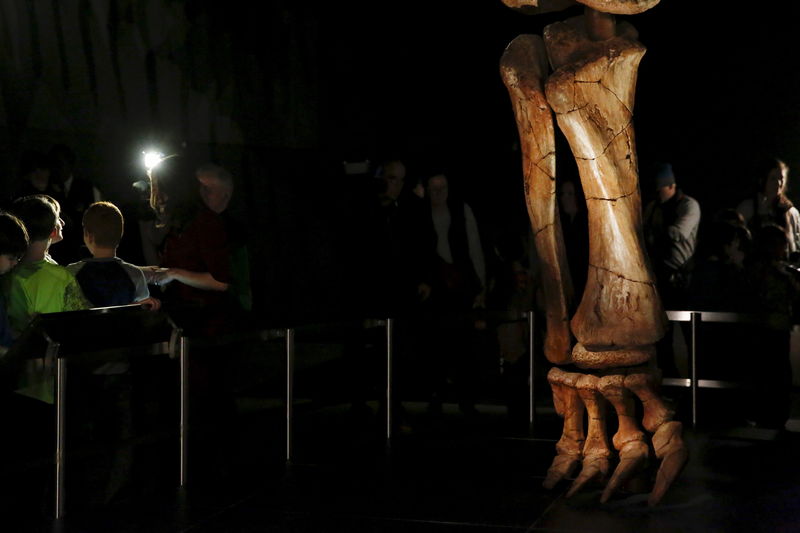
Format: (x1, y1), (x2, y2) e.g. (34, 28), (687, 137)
(1, 1), (799, 322)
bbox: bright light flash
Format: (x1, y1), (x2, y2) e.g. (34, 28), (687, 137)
(143, 151), (164, 171)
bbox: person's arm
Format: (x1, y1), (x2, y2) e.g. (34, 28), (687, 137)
(139, 221), (168, 267)
(155, 268), (229, 292)
(139, 265), (168, 284)
(665, 197), (701, 270)
(785, 207), (800, 254)
(136, 296), (161, 311)
(668, 196), (701, 242)
(128, 264), (161, 310)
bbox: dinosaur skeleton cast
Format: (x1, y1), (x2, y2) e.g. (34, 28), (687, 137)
(499, 0), (687, 505)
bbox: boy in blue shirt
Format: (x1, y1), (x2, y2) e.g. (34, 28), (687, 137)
(67, 201), (160, 310)
(66, 201), (159, 504)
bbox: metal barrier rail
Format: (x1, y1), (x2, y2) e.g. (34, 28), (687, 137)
(664, 310), (789, 429)
(291, 318), (393, 450)
(179, 308), (781, 464)
(27, 310), (482, 518)
(31, 302), (788, 521)
(173, 326), (291, 477)
(510, 310), (774, 434)
(175, 317), (392, 469)
(18, 305), (175, 520)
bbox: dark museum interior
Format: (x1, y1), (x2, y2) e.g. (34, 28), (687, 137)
(2, 1), (800, 531)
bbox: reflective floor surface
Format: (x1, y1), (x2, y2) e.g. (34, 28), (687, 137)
(5, 393), (800, 532)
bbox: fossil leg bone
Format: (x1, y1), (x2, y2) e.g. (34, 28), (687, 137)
(544, 12), (683, 504)
(544, 14), (667, 351)
(500, 34), (574, 365)
(500, 2), (687, 505)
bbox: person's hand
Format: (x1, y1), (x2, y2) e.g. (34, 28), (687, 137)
(141, 266), (168, 284)
(138, 296), (162, 311)
(417, 283), (432, 302)
(151, 268), (177, 288)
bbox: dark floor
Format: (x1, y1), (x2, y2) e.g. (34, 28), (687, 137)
(5, 385), (800, 533)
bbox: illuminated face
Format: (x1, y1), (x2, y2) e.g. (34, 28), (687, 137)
(51, 215), (65, 243)
(764, 167), (786, 198)
(197, 172), (232, 214)
(427, 175), (449, 208)
(0, 253), (21, 274)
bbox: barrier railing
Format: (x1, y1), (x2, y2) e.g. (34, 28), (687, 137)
(173, 317), (392, 466)
(6, 308), (397, 519)
(3, 304), (175, 519)
(662, 309), (788, 429)
(169, 324), (291, 478)
(500, 310), (775, 433)
(19, 304), (769, 518)
(287, 318), (393, 452)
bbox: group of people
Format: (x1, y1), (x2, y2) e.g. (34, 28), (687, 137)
(3, 145), (799, 464)
(352, 159), (491, 421)
(0, 150), (246, 355)
(0, 149), (249, 501)
(637, 157), (800, 430)
(348, 153), (800, 430)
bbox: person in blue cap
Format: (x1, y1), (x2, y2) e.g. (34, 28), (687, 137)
(643, 162), (701, 378)
(643, 162), (701, 309)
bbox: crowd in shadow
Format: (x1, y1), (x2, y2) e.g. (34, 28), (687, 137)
(346, 154), (800, 435)
(639, 157), (799, 430)
(0, 145), (251, 509)
(2, 145), (800, 512)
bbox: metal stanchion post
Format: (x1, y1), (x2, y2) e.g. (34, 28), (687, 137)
(386, 318), (394, 443)
(285, 328), (295, 465)
(53, 346), (65, 519)
(179, 335), (189, 487)
(690, 312), (699, 429)
(528, 311), (535, 435)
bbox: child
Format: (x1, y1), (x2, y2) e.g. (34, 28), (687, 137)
(67, 201), (160, 310)
(5, 194), (89, 335)
(0, 212), (29, 353)
(66, 201), (158, 504)
(5, 194), (90, 402)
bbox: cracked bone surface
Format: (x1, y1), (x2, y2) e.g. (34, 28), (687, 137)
(501, 0), (659, 15)
(597, 373), (649, 502)
(544, 15), (666, 351)
(500, 2), (686, 506)
(500, 35), (574, 365)
(543, 368), (585, 489)
(567, 374), (611, 497)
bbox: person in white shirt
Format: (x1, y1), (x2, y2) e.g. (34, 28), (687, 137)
(424, 173), (487, 417)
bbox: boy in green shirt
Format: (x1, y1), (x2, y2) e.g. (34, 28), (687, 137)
(5, 195), (90, 401)
(6, 195), (90, 332)
(0, 212), (29, 353)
